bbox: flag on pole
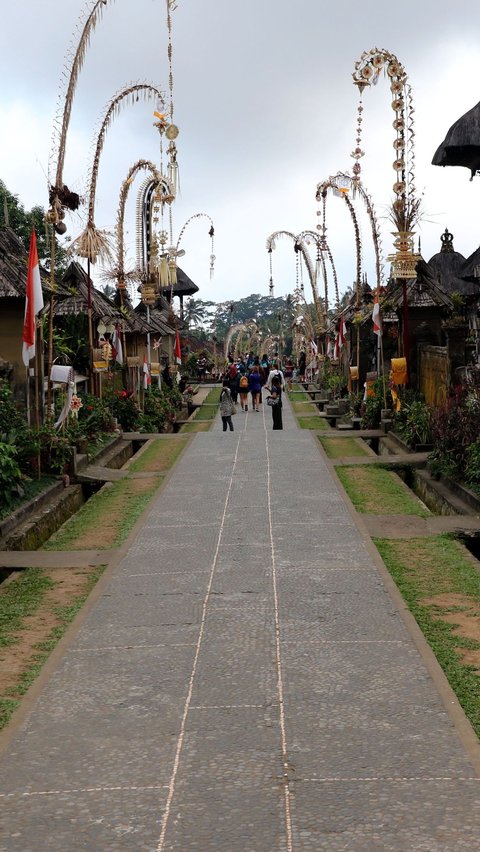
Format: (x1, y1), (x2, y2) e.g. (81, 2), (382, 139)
(143, 355), (151, 390)
(174, 329), (182, 365)
(334, 314), (346, 358)
(372, 293), (382, 336)
(22, 230), (44, 366)
(111, 323), (123, 365)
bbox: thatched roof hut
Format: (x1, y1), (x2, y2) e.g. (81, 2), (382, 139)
(432, 100), (480, 178)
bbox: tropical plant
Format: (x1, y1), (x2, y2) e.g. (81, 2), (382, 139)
(362, 376), (392, 429)
(429, 371), (480, 483)
(393, 397), (432, 447)
(0, 443), (24, 507)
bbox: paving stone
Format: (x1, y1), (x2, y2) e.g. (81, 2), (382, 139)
(0, 397), (479, 849)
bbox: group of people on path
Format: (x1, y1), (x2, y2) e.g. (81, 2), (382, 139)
(219, 352), (290, 432)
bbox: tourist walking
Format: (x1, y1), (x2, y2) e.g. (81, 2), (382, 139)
(238, 366), (249, 410)
(219, 380), (235, 431)
(248, 365), (262, 412)
(266, 360), (285, 392)
(227, 357), (238, 403)
(266, 374), (283, 430)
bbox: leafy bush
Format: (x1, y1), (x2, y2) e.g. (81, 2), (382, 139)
(0, 443), (24, 506)
(465, 440), (480, 494)
(107, 391), (139, 431)
(429, 371), (480, 484)
(362, 377), (392, 429)
(78, 393), (114, 436)
(394, 397), (432, 447)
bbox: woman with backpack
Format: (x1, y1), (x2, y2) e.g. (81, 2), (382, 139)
(238, 367), (249, 411)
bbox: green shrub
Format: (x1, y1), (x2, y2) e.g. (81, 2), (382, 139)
(394, 398), (432, 447)
(0, 443), (24, 507)
(362, 376), (392, 429)
(465, 440), (480, 494)
(429, 372), (480, 484)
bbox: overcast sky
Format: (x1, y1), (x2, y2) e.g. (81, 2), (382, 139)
(2, 0), (480, 307)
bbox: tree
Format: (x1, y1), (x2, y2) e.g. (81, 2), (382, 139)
(0, 180), (68, 281)
(184, 298), (207, 329)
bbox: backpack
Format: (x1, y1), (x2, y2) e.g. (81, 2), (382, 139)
(239, 374), (249, 389)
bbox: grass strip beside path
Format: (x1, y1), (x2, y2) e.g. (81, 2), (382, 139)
(129, 436), (188, 473)
(336, 465), (430, 516)
(375, 535), (480, 737)
(297, 416), (330, 430)
(287, 384), (310, 401)
(0, 565), (106, 731)
(292, 401), (319, 414)
(179, 387), (221, 431)
(320, 437), (370, 458)
(42, 476), (162, 551)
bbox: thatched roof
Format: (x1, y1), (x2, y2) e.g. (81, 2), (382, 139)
(0, 227), (50, 298)
(159, 265), (199, 297)
(135, 302), (175, 337)
(432, 100), (480, 177)
(390, 259), (453, 310)
(426, 231), (480, 297)
(53, 262), (122, 323)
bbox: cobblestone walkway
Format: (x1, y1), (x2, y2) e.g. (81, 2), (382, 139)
(1, 396), (480, 850)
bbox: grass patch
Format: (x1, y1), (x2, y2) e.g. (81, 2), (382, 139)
(0, 565), (106, 730)
(320, 437), (370, 458)
(180, 421), (212, 433)
(375, 535), (480, 737)
(288, 385), (310, 402)
(0, 569), (55, 648)
(292, 401), (318, 414)
(129, 436), (188, 473)
(297, 416), (330, 430)
(42, 476), (162, 551)
(336, 465), (430, 516)
(0, 476), (57, 521)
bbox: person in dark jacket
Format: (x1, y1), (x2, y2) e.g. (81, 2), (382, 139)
(266, 374), (283, 429)
(248, 365), (262, 412)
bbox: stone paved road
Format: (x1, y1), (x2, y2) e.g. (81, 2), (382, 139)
(1, 395), (480, 850)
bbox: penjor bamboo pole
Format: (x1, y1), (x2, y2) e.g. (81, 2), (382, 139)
(46, 227), (56, 422)
(87, 258), (94, 393)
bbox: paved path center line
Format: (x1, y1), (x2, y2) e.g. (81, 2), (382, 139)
(263, 403), (294, 852)
(155, 430), (243, 852)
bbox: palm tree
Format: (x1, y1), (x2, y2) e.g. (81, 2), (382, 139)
(184, 298), (206, 329)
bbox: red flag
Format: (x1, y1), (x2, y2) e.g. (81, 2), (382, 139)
(111, 323), (123, 365)
(22, 230), (44, 366)
(372, 294), (382, 336)
(143, 355), (151, 390)
(174, 329), (182, 365)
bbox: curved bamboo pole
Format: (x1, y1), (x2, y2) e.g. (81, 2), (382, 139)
(295, 229), (340, 314)
(225, 323), (247, 359)
(352, 48), (418, 233)
(51, 0), (114, 195)
(266, 230), (323, 333)
(316, 178), (362, 307)
(71, 83), (165, 264)
(116, 159), (160, 287)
